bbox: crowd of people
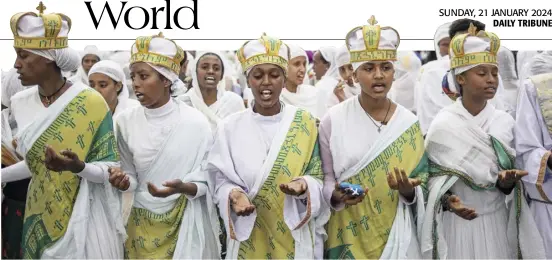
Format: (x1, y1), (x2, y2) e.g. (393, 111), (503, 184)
(2, 2), (552, 260)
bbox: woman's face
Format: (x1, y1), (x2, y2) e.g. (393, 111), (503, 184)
(13, 48), (52, 86)
(339, 64), (355, 86)
(247, 64), (285, 109)
(89, 73), (121, 108)
(130, 62), (171, 109)
(438, 37), (451, 57)
(456, 64), (499, 101)
(82, 54), (100, 74)
(287, 56), (307, 86)
(354, 61), (395, 100)
(312, 51), (329, 80)
(196, 54), (223, 90)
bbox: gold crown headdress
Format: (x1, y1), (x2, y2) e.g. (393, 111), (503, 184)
(10, 2), (72, 49)
(449, 23), (500, 69)
(237, 33), (290, 74)
(345, 15), (401, 63)
(130, 32), (185, 75)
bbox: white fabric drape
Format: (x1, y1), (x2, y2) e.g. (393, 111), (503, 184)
(421, 99), (546, 259)
(389, 51), (422, 112)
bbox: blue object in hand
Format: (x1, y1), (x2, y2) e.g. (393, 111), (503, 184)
(338, 182), (365, 196)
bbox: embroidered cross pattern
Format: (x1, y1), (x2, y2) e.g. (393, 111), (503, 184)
(346, 220), (358, 236)
(44, 201), (53, 214)
(337, 228), (344, 244)
(375, 199), (383, 214)
(54, 219), (64, 231)
(277, 221), (286, 234)
(360, 215), (370, 230)
(53, 189), (62, 202)
(64, 117), (76, 129)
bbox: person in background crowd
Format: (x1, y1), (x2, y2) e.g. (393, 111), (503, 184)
(388, 51), (422, 113)
(280, 44), (319, 118)
(313, 47), (339, 117)
(1, 68), (29, 259)
(326, 44), (361, 109)
(497, 47), (520, 118)
(69, 45), (101, 86)
(178, 51), (245, 130)
(515, 51), (552, 259)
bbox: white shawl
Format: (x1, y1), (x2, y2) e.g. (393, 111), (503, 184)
(420, 99), (545, 259)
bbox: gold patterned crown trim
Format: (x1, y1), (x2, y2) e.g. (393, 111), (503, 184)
(240, 53), (288, 73)
(350, 49), (397, 63)
(450, 23), (501, 68)
(345, 15), (401, 61)
(237, 33), (289, 73)
(130, 32), (185, 75)
(11, 2), (72, 49)
(450, 52), (498, 69)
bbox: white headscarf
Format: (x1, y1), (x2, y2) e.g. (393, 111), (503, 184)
(389, 51), (422, 111)
(434, 22), (452, 60)
(88, 60), (130, 100)
(69, 45), (102, 86)
(1, 68), (27, 108)
(288, 44), (310, 84)
(526, 51), (552, 77)
(318, 46), (339, 79)
(335, 45), (350, 69)
(496, 47), (520, 117)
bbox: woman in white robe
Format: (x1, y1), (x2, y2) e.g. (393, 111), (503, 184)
(515, 53), (552, 258)
(178, 51), (245, 130)
(108, 33), (220, 259)
(280, 44), (319, 118)
(207, 33), (328, 259)
(388, 51), (422, 113)
(321, 16), (426, 259)
(326, 45), (361, 109)
(87, 60), (141, 224)
(420, 25), (545, 259)
(69, 45), (101, 86)
(313, 46), (340, 117)
(2, 6), (125, 258)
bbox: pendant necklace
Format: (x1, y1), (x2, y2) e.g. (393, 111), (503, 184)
(39, 78), (67, 106)
(364, 98), (391, 133)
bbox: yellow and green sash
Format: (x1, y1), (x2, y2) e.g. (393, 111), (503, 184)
(21, 88), (118, 259)
(325, 122), (427, 259)
(124, 195), (188, 259)
(237, 109), (322, 260)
